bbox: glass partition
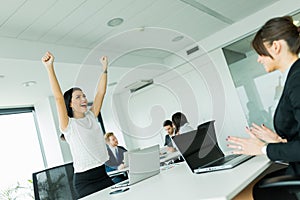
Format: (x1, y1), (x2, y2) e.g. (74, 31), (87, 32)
(222, 13), (300, 130)
(223, 38), (280, 130)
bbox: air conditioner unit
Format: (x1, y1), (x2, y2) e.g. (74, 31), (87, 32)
(125, 79), (154, 93)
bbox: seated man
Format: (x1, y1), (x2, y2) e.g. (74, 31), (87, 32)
(164, 119), (186, 163)
(163, 120), (176, 153)
(104, 132), (128, 183)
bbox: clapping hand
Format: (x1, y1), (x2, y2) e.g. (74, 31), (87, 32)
(227, 129), (265, 155)
(249, 123), (286, 143)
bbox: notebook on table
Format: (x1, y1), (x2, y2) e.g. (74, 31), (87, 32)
(172, 120), (253, 174)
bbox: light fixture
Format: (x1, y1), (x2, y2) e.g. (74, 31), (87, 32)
(172, 35), (184, 42)
(22, 81), (37, 87)
(138, 26), (145, 32)
(108, 82), (117, 87)
(126, 79), (154, 93)
(107, 17), (124, 27)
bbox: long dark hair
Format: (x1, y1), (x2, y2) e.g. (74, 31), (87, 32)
(252, 16), (300, 58)
(171, 112), (188, 133)
(60, 87), (82, 141)
(63, 87), (82, 118)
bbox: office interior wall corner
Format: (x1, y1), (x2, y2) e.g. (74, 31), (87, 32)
(34, 96), (70, 167)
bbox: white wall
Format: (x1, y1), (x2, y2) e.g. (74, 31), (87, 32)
(101, 47), (249, 151)
(208, 49), (249, 151)
(101, 66), (132, 147)
(34, 98), (64, 167)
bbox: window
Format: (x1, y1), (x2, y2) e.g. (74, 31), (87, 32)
(0, 108), (44, 199)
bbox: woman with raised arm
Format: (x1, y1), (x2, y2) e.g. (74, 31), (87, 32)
(227, 16), (300, 199)
(42, 51), (113, 199)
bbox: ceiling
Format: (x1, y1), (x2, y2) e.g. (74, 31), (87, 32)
(0, 0), (281, 108)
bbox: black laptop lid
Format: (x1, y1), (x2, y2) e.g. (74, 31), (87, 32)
(172, 120), (224, 170)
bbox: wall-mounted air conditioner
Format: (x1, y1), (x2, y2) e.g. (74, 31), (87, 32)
(125, 79), (154, 93)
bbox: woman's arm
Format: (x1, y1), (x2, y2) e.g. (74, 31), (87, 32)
(90, 56), (108, 117)
(42, 52), (69, 131)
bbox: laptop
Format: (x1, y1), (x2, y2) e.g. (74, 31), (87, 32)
(172, 120), (253, 173)
(123, 151), (129, 167)
(113, 144), (160, 187)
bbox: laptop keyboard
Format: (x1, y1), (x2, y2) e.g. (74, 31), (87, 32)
(210, 154), (241, 166)
(224, 154), (241, 161)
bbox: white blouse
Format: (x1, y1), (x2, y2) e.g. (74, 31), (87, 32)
(61, 110), (108, 173)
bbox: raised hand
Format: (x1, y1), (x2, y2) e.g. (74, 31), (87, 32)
(41, 51), (54, 69)
(100, 56), (108, 72)
(90, 56), (108, 117)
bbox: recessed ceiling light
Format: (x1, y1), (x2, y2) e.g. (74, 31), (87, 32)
(172, 35), (184, 42)
(22, 81), (37, 87)
(107, 17), (124, 27)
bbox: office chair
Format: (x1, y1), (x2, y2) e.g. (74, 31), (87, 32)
(258, 175), (300, 200)
(32, 162), (77, 200)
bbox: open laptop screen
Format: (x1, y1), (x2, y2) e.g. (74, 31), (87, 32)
(128, 144), (160, 185)
(172, 120), (224, 170)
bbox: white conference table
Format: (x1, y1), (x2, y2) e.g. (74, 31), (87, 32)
(81, 155), (271, 200)
(160, 150), (181, 162)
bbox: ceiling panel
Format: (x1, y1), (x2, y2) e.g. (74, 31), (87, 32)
(58, 0), (152, 47)
(82, 0), (166, 48)
(0, 0), (57, 38)
(54, 0), (113, 46)
(119, 0), (185, 28)
(87, 0), (190, 49)
(0, 0), (26, 26)
(159, 5), (228, 42)
(38, 0), (102, 43)
(18, 0), (89, 41)
(38, 0), (111, 44)
(63, 0), (138, 48)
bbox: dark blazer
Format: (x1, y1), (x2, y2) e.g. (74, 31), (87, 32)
(105, 145), (127, 170)
(164, 135), (173, 147)
(268, 58), (300, 175)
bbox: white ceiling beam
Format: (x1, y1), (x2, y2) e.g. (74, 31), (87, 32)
(199, 0), (300, 52)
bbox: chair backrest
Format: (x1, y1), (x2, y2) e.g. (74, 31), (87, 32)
(32, 162), (76, 200)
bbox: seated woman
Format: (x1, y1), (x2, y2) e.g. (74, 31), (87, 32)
(171, 112), (193, 135)
(227, 16), (300, 200)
